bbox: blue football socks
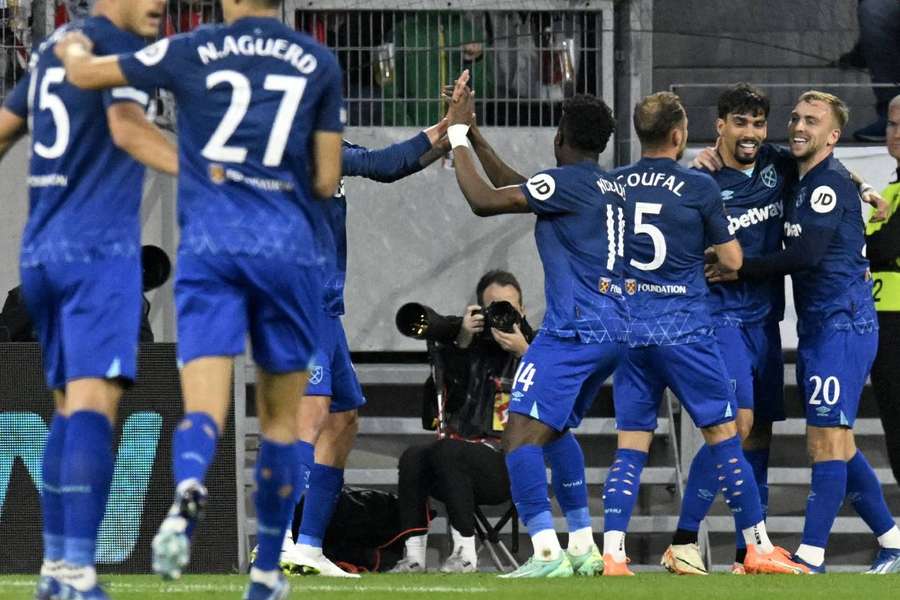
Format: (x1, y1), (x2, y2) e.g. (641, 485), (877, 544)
(506, 445), (554, 536)
(254, 439), (298, 572)
(801, 460), (847, 551)
(293, 441), (315, 507)
(545, 432), (591, 532)
(707, 436), (763, 530)
(602, 448), (648, 533)
(172, 412), (219, 488)
(61, 411), (114, 568)
(298, 464), (344, 549)
(41, 414), (68, 563)
(743, 448), (770, 516)
(676, 444), (716, 534)
(846, 451), (896, 538)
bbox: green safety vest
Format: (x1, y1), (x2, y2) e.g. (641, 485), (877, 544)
(867, 181), (900, 312)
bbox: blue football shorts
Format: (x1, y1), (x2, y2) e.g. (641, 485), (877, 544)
(509, 332), (625, 432)
(715, 320), (785, 422)
(614, 340), (737, 431)
(305, 314), (366, 412)
(175, 252), (322, 374)
(20, 256), (142, 390)
(798, 323), (877, 428)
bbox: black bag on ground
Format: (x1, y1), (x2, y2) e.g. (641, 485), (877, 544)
(292, 486), (423, 572)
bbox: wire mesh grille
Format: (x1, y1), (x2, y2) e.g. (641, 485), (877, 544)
(0, 0), (32, 102)
(2, 3), (609, 127)
(295, 9), (606, 127)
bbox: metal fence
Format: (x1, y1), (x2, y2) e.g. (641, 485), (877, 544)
(289, 1), (614, 127)
(4, 1), (614, 129)
(0, 0), (32, 101)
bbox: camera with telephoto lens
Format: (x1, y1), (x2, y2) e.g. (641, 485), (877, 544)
(395, 303), (463, 343)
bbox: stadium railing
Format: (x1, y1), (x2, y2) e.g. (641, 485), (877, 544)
(239, 356), (896, 571)
(239, 359), (687, 571)
(281, 0), (614, 128)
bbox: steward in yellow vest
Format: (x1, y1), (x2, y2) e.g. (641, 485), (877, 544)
(866, 153), (900, 490)
(866, 175), (900, 312)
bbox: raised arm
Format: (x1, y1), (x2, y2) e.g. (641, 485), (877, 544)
(446, 72), (529, 216)
(342, 119), (446, 183)
(55, 32), (128, 90)
(468, 124), (528, 187)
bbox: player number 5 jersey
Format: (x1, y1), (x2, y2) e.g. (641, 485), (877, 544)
(611, 157), (734, 346)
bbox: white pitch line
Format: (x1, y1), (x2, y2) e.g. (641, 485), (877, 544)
(0, 580), (490, 594)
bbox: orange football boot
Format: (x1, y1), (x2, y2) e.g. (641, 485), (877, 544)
(602, 554), (635, 576)
(744, 545), (809, 575)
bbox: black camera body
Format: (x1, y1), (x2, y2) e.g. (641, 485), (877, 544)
(475, 300), (521, 335)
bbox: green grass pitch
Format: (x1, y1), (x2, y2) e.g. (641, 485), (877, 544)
(2, 573), (900, 600)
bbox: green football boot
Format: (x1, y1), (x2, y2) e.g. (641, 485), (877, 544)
(568, 544), (605, 576)
(498, 553), (574, 578)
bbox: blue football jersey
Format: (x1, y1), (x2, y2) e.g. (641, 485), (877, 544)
(519, 161), (628, 343)
(319, 134), (431, 317)
(118, 17), (345, 265)
(611, 157), (733, 346)
(705, 144), (793, 325)
(783, 153), (875, 328)
(3, 17), (151, 266)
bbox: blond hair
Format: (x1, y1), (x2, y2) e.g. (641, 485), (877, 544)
(798, 90), (849, 129)
(633, 92), (686, 147)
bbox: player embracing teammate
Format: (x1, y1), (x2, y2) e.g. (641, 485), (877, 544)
(0, 1), (176, 599)
(600, 91), (805, 576)
(55, 0), (345, 597)
(707, 90), (900, 574)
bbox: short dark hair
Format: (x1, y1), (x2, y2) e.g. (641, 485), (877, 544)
(476, 270), (523, 307)
(255, 0), (283, 8)
(633, 91), (686, 148)
(717, 83), (770, 119)
(560, 94), (615, 154)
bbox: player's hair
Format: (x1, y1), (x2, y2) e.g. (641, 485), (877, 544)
(891, 94), (900, 111)
(253, 0), (283, 8)
(717, 83), (770, 119)
(476, 270), (523, 307)
(559, 94), (615, 154)
(633, 91), (686, 148)
(798, 90), (850, 129)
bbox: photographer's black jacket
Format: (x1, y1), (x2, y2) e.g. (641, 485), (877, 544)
(422, 320), (535, 444)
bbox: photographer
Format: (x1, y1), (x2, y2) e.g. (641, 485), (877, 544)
(391, 270), (534, 573)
